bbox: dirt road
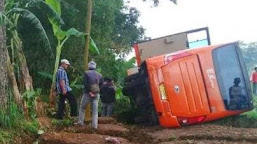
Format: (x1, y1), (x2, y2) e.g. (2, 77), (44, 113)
(35, 117), (257, 144)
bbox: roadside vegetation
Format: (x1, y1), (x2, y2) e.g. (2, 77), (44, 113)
(0, 103), (38, 143)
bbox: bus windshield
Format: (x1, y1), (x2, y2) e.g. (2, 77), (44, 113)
(213, 43), (252, 110)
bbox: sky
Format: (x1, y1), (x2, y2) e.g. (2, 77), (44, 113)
(126, 0), (257, 45)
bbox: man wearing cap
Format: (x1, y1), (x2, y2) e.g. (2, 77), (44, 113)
(56, 59), (77, 119)
(77, 61), (103, 129)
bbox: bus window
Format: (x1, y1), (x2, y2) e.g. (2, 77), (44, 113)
(187, 28), (210, 49)
(213, 44), (250, 110)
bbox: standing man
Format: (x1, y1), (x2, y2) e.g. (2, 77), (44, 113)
(100, 77), (116, 117)
(56, 59), (77, 119)
(77, 61), (103, 130)
(251, 66), (257, 95)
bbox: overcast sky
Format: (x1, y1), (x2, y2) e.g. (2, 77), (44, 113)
(126, 0), (257, 45)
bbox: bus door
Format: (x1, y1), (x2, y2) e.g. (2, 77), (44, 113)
(161, 55), (210, 118)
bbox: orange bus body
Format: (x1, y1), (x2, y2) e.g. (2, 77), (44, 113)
(123, 42), (253, 128)
(144, 42), (253, 127)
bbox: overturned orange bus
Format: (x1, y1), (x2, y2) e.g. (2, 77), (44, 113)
(123, 41), (253, 127)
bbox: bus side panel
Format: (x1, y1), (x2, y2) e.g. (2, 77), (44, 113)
(197, 51), (226, 114)
(162, 55), (210, 117)
(146, 61), (180, 127)
(133, 44), (141, 66)
(179, 56), (210, 116)
(197, 44), (253, 121)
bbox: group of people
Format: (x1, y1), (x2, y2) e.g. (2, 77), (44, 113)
(55, 59), (116, 130)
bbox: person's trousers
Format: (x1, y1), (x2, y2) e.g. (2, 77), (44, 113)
(78, 93), (99, 129)
(56, 91), (77, 119)
(253, 83), (257, 95)
(101, 102), (114, 117)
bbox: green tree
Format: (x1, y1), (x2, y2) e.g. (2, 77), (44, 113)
(1, 0), (69, 116)
(0, 0), (55, 114)
(240, 42), (257, 74)
(19, 0), (145, 98)
(37, 0), (84, 108)
(89, 0), (145, 83)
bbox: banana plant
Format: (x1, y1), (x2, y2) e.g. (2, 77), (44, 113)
(28, 0), (99, 107)
(0, 7), (50, 114)
(0, 0), (65, 117)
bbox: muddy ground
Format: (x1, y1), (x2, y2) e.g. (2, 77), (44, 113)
(21, 117), (257, 144)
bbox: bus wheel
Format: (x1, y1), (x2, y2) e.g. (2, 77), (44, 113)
(124, 72), (141, 82)
(122, 86), (134, 96)
(148, 107), (159, 125)
(125, 77), (145, 89)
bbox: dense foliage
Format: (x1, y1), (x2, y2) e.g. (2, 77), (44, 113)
(0, 0), (144, 142)
(19, 0), (144, 96)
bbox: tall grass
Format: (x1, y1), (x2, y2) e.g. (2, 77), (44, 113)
(0, 102), (38, 143)
(0, 130), (13, 144)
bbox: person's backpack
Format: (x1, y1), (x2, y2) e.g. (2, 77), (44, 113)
(90, 83), (100, 94)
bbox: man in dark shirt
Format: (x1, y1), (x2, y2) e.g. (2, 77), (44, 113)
(100, 77), (116, 117)
(77, 61), (103, 129)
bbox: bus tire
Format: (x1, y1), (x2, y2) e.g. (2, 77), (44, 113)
(124, 72), (141, 82)
(122, 86), (131, 96)
(149, 108), (159, 125)
(126, 77), (145, 88)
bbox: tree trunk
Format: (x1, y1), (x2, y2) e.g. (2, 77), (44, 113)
(17, 51), (31, 117)
(84, 0), (92, 121)
(14, 32), (46, 117)
(7, 54), (22, 108)
(0, 0), (8, 109)
(83, 0), (92, 69)
(19, 52), (33, 91)
(12, 31), (33, 92)
(11, 30), (33, 117)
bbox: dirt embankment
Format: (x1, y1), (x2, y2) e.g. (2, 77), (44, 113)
(32, 117), (257, 144)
